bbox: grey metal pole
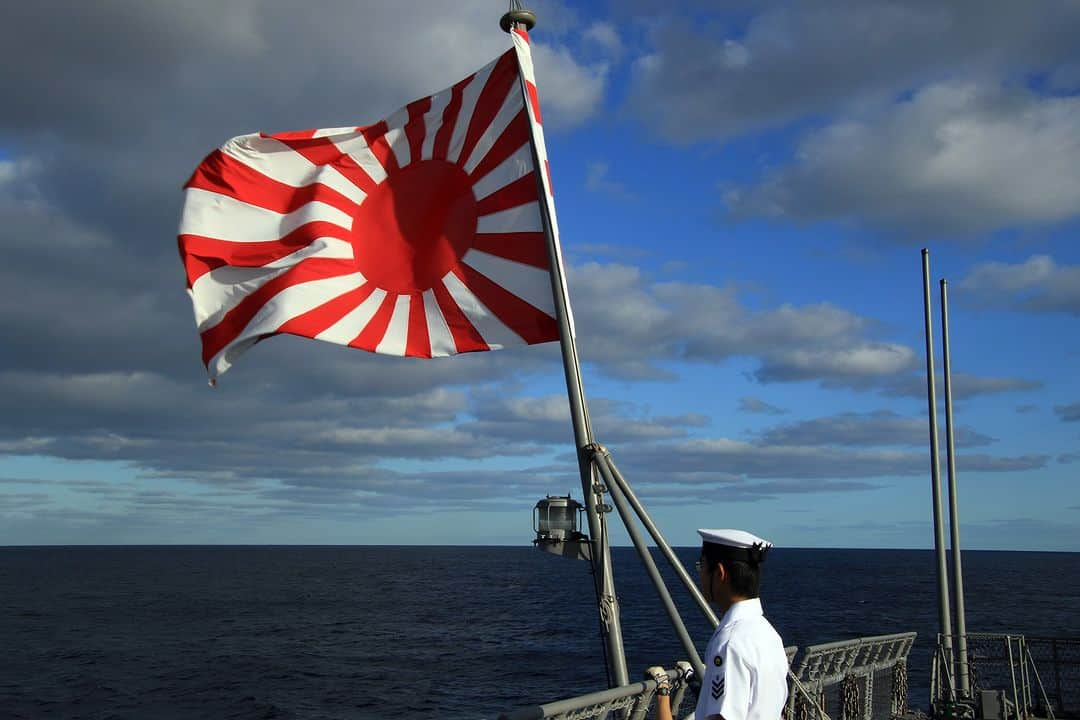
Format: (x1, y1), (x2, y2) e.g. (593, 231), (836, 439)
(602, 450), (720, 628)
(921, 249), (954, 698)
(502, 5), (628, 689)
(940, 279), (970, 696)
(593, 451), (706, 676)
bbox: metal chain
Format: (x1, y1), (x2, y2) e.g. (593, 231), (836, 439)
(864, 672), (874, 720)
(790, 675), (829, 720)
(796, 692), (810, 720)
(841, 674), (860, 720)
(891, 660), (908, 717)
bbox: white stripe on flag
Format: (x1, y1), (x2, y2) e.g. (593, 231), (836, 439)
(180, 188), (353, 242)
(314, 286), (388, 346)
(462, 87), (522, 175)
(312, 127), (359, 138)
(423, 289), (456, 357)
(421, 88), (454, 161)
(471, 143), (532, 202)
(330, 132), (388, 185)
(511, 32), (537, 86)
(442, 272), (522, 349)
(461, 249), (556, 317)
(446, 59), (496, 164)
(375, 294), (410, 355)
(191, 237), (355, 332)
(476, 202), (543, 234)
(221, 134), (368, 208)
(208, 271), (368, 378)
(384, 107), (412, 168)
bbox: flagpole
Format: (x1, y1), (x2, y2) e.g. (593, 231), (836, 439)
(502, 4), (630, 690)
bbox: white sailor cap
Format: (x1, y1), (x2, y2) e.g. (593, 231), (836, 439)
(698, 528), (773, 563)
(697, 528), (772, 549)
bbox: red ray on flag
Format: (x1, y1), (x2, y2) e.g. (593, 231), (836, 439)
(178, 35), (560, 380)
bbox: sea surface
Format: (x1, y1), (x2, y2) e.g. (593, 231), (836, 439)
(2, 546), (1078, 719)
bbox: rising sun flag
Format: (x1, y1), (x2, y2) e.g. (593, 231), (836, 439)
(178, 29), (568, 381)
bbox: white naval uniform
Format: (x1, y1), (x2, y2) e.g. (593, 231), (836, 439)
(693, 598), (788, 720)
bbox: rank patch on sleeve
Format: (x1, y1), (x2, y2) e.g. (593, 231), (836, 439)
(711, 676), (725, 699)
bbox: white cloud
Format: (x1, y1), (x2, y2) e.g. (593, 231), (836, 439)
(959, 255), (1080, 314)
(461, 394), (708, 445)
(570, 263), (918, 385)
(1, 1), (604, 149)
(584, 161), (635, 200)
(759, 344), (916, 383)
(885, 372), (1042, 400)
(757, 410), (996, 448)
(0, 161), (16, 186)
(726, 82), (1080, 233)
(582, 21), (624, 60)
(739, 397), (787, 415)
(531, 40), (608, 129)
(627, 1), (1080, 144)
(618, 436), (1045, 482)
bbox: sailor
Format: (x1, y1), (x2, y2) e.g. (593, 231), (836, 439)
(651, 528), (789, 720)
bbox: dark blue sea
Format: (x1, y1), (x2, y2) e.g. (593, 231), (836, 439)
(2, 547), (1078, 719)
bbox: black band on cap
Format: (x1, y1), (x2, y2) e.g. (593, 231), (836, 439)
(703, 541), (770, 565)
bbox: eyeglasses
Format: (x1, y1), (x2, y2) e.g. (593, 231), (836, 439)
(694, 558), (705, 572)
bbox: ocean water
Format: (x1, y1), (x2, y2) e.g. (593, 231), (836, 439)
(2, 546), (1078, 719)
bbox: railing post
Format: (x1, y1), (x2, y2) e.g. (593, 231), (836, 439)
(1051, 639), (1063, 715)
(1007, 636), (1021, 718)
(1021, 637), (1033, 714)
(931, 648), (939, 711)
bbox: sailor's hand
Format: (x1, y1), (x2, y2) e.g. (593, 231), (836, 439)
(645, 666), (672, 696)
(675, 660), (694, 685)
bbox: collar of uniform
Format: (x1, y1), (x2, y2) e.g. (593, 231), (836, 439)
(718, 597), (763, 628)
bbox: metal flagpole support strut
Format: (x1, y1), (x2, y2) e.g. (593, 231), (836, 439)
(921, 249), (955, 699)
(940, 278), (970, 696)
(601, 451), (720, 629)
(503, 4), (629, 689)
(592, 447), (706, 677)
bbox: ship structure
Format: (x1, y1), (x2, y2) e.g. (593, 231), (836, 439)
(496, 246), (1080, 720)
(493, 6), (1079, 720)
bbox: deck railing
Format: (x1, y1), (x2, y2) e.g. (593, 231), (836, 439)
(787, 632), (917, 720)
(499, 634), (917, 720)
(933, 633), (1080, 719)
(497, 664), (691, 720)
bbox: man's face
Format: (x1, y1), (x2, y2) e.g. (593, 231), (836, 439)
(697, 549), (713, 601)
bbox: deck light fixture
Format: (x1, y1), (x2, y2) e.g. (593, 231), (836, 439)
(533, 494), (591, 561)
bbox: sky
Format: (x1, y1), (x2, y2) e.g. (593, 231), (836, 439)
(1, 0), (1078, 550)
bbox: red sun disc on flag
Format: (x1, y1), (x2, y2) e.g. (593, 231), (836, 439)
(349, 159), (477, 293)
